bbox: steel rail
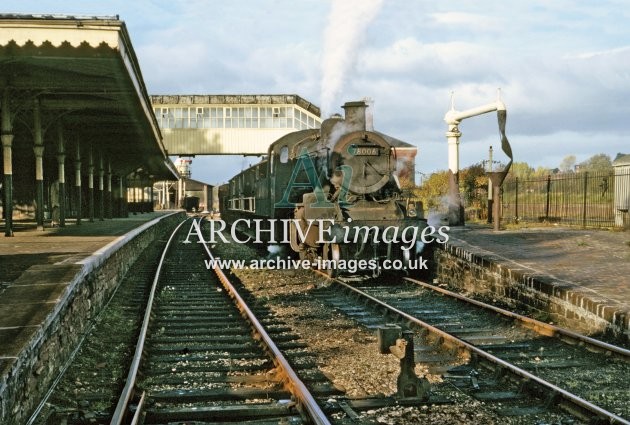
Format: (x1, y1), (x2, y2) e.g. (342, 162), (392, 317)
(404, 276), (630, 360)
(110, 218), (189, 425)
(324, 274), (630, 425)
(130, 391), (145, 425)
(201, 237), (332, 425)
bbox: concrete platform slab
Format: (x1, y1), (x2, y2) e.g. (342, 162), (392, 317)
(0, 301), (56, 327)
(0, 358), (15, 377)
(11, 264), (83, 286)
(0, 212), (172, 295)
(0, 326), (40, 358)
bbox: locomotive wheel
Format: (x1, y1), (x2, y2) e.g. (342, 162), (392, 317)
(321, 243), (340, 278)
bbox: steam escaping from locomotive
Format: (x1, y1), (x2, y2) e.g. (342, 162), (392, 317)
(320, 0), (384, 116)
(266, 244), (286, 259)
(218, 99), (446, 277)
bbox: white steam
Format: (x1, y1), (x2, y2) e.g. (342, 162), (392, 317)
(266, 244), (286, 259)
(320, 0), (384, 116)
(326, 121), (351, 150)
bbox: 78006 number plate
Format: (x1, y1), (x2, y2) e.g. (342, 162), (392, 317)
(348, 145), (380, 156)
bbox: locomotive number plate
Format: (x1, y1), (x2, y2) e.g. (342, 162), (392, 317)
(348, 145), (380, 156)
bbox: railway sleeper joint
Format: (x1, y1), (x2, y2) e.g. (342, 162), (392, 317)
(337, 400), (360, 420)
(443, 369), (480, 390)
(543, 389), (561, 409)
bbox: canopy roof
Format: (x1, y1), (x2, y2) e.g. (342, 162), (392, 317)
(0, 14), (177, 180)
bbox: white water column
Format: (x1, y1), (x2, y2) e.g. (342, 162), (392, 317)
(443, 92), (505, 226)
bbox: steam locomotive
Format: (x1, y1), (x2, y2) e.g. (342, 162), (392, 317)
(218, 100), (428, 276)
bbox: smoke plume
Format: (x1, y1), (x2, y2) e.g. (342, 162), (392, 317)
(320, 0), (383, 117)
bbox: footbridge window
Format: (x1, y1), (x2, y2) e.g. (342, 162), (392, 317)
(154, 106), (320, 130)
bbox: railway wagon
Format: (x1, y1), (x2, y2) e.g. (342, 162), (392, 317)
(219, 100), (427, 276)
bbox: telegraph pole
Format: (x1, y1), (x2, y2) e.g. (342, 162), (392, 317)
(487, 146), (493, 223)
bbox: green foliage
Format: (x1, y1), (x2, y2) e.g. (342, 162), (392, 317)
(578, 153), (613, 172)
(508, 162), (551, 180)
(509, 162), (534, 179)
(416, 170), (449, 210)
(415, 165), (489, 213)
(460, 164), (487, 207)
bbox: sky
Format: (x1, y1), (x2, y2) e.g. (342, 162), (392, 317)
(6, 1), (630, 185)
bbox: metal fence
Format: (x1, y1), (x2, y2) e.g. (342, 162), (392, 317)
(501, 171), (627, 227)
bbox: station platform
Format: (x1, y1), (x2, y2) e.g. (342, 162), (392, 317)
(442, 224), (630, 337)
(0, 213), (173, 295)
(0, 211), (184, 422)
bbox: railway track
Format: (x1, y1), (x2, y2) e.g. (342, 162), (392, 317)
(111, 218), (335, 424)
(313, 273), (630, 424)
(31, 215), (628, 424)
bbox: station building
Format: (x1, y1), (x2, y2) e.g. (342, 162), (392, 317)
(0, 14), (418, 232)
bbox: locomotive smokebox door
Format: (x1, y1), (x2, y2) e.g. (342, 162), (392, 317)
(377, 324), (402, 354)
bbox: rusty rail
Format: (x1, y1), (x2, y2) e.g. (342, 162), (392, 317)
(110, 218), (189, 425)
(201, 235), (331, 425)
(325, 274), (630, 425)
(404, 277), (630, 361)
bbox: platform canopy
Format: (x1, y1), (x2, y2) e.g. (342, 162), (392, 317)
(0, 14), (178, 180)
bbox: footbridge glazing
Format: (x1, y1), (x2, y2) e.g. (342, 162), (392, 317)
(151, 94), (322, 155)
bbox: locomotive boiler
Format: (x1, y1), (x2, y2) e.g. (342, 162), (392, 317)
(219, 100), (429, 276)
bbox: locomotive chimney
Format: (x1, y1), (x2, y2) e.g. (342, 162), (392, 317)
(342, 100), (368, 132)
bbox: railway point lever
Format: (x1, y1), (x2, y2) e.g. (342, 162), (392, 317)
(377, 324), (431, 400)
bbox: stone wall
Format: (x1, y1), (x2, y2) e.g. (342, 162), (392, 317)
(432, 241), (628, 338)
(1, 212), (185, 424)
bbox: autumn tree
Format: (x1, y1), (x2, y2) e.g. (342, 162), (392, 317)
(578, 153), (612, 172)
(416, 170), (449, 210)
(559, 155), (576, 173)
(509, 162), (535, 179)
(398, 175), (419, 198)
(460, 164), (487, 207)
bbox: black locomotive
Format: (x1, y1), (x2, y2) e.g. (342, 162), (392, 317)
(183, 196), (200, 212)
(218, 100), (428, 276)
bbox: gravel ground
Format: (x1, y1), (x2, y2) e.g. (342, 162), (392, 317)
(226, 266), (504, 424)
(210, 234), (578, 424)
